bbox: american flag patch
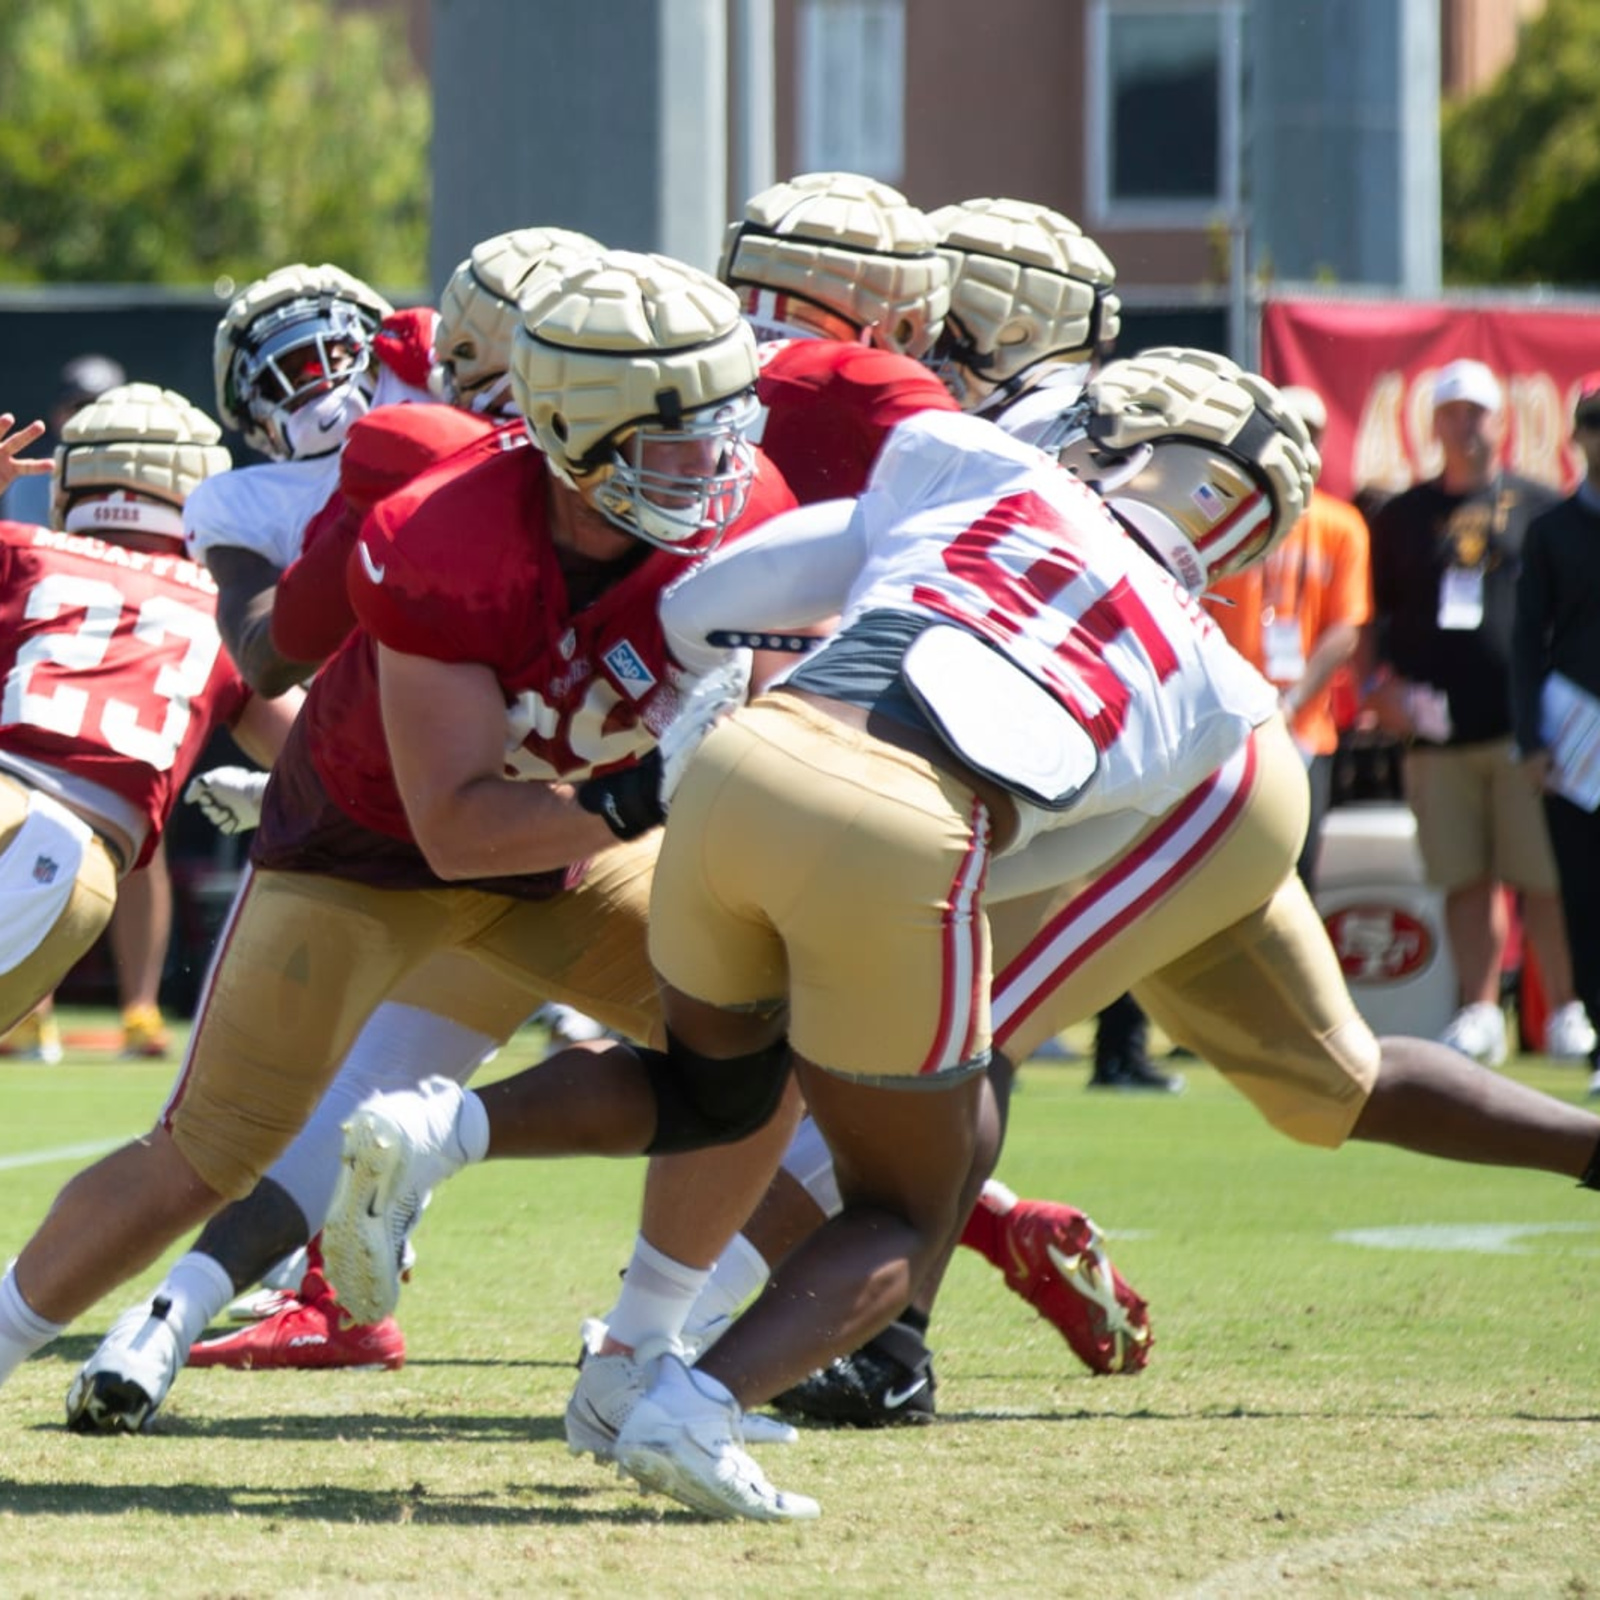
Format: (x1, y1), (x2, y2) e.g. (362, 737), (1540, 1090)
(604, 640), (657, 700)
(33, 854), (60, 885)
(1192, 481), (1231, 522)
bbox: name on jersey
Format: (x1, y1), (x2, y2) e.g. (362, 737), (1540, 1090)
(603, 640), (657, 700)
(29, 527), (217, 595)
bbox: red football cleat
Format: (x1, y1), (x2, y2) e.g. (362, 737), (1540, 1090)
(186, 1268), (406, 1372)
(964, 1183), (1152, 1375)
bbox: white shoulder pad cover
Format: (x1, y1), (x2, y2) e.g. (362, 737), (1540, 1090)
(902, 623), (1098, 809)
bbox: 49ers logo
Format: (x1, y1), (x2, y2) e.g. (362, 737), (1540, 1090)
(1324, 904), (1433, 984)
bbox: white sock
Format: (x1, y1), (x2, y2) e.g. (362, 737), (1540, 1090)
(685, 1232), (770, 1342)
(605, 1235), (711, 1351)
(153, 1253), (236, 1350)
(0, 1263), (67, 1385)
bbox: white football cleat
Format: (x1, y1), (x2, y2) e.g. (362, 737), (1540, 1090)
(566, 1320), (794, 1463)
(65, 1300), (186, 1434)
(1544, 1001), (1596, 1061)
(566, 1318), (653, 1464)
(617, 1354), (819, 1522)
(323, 1077), (464, 1324)
(1438, 1002), (1508, 1068)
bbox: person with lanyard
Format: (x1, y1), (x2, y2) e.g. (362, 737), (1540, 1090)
(1367, 358), (1590, 1068)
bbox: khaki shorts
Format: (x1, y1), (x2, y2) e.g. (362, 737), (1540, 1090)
(1404, 738), (1557, 892)
(650, 693), (994, 1082)
(992, 717), (1379, 1147)
(167, 831), (662, 1199)
(0, 774), (119, 1032)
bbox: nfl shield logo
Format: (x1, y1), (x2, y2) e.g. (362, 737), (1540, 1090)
(33, 854), (60, 885)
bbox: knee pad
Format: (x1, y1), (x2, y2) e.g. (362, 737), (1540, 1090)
(639, 1028), (791, 1153)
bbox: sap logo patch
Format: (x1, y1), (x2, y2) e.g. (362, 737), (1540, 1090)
(1192, 481), (1232, 523)
(604, 640), (657, 700)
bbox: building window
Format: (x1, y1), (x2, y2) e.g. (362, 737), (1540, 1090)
(1088, 1), (1244, 226)
(796, 0), (905, 183)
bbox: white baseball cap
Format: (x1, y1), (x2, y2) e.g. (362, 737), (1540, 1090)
(1432, 358), (1502, 414)
(1279, 385), (1327, 436)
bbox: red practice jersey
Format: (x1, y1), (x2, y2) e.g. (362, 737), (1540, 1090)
(755, 337), (958, 505)
(252, 427), (796, 884)
(0, 521), (250, 868)
(271, 403), (497, 664)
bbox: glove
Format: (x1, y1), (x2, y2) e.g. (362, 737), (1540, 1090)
(575, 749), (665, 841)
(658, 650), (752, 809)
(372, 306), (441, 389)
(184, 766), (270, 835)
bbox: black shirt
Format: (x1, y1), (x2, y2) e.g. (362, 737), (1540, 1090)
(1510, 486), (1600, 756)
(1370, 471), (1559, 745)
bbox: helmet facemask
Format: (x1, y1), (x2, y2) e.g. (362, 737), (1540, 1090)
(575, 390), (761, 555)
(228, 296), (379, 459)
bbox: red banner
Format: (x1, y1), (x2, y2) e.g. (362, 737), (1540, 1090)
(1259, 298), (1600, 502)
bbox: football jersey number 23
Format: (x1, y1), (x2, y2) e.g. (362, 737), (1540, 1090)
(3, 572), (221, 771)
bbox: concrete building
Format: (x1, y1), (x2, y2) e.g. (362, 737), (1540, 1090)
(424, 0), (1543, 353)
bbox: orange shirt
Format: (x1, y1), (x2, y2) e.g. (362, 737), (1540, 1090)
(1206, 487), (1372, 756)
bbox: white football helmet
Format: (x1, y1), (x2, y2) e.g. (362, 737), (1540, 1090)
(718, 171), (949, 358)
(512, 250), (761, 554)
(1056, 347), (1319, 594)
(53, 382), (231, 542)
(213, 263), (392, 460)
(434, 226), (602, 415)
(927, 197), (1120, 413)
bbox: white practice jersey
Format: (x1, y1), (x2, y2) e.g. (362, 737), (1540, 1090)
(663, 409), (1277, 825)
(983, 362), (1091, 453)
(182, 370), (431, 569)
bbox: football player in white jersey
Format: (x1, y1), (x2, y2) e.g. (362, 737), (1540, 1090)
(706, 197), (1151, 1426)
(595, 352), (1600, 1521)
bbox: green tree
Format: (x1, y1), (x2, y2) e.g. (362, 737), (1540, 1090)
(1442, 0), (1600, 288)
(0, 0), (428, 288)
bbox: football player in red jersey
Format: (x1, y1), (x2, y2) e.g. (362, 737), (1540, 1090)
(0, 252), (802, 1434)
(0, 383), (298, 1041)
(721, 170), (958, 503)
(60, 232), (609, 1404)
(311, 177), (1152, 1453)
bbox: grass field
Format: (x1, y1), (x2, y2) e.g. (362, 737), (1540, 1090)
(2, 1010), (1598, 1597)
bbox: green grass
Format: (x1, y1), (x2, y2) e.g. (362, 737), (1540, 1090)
(2, 1011), (1598, 1597)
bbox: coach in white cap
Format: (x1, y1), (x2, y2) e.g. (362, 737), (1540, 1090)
(1365, 355), (1591, 1068)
